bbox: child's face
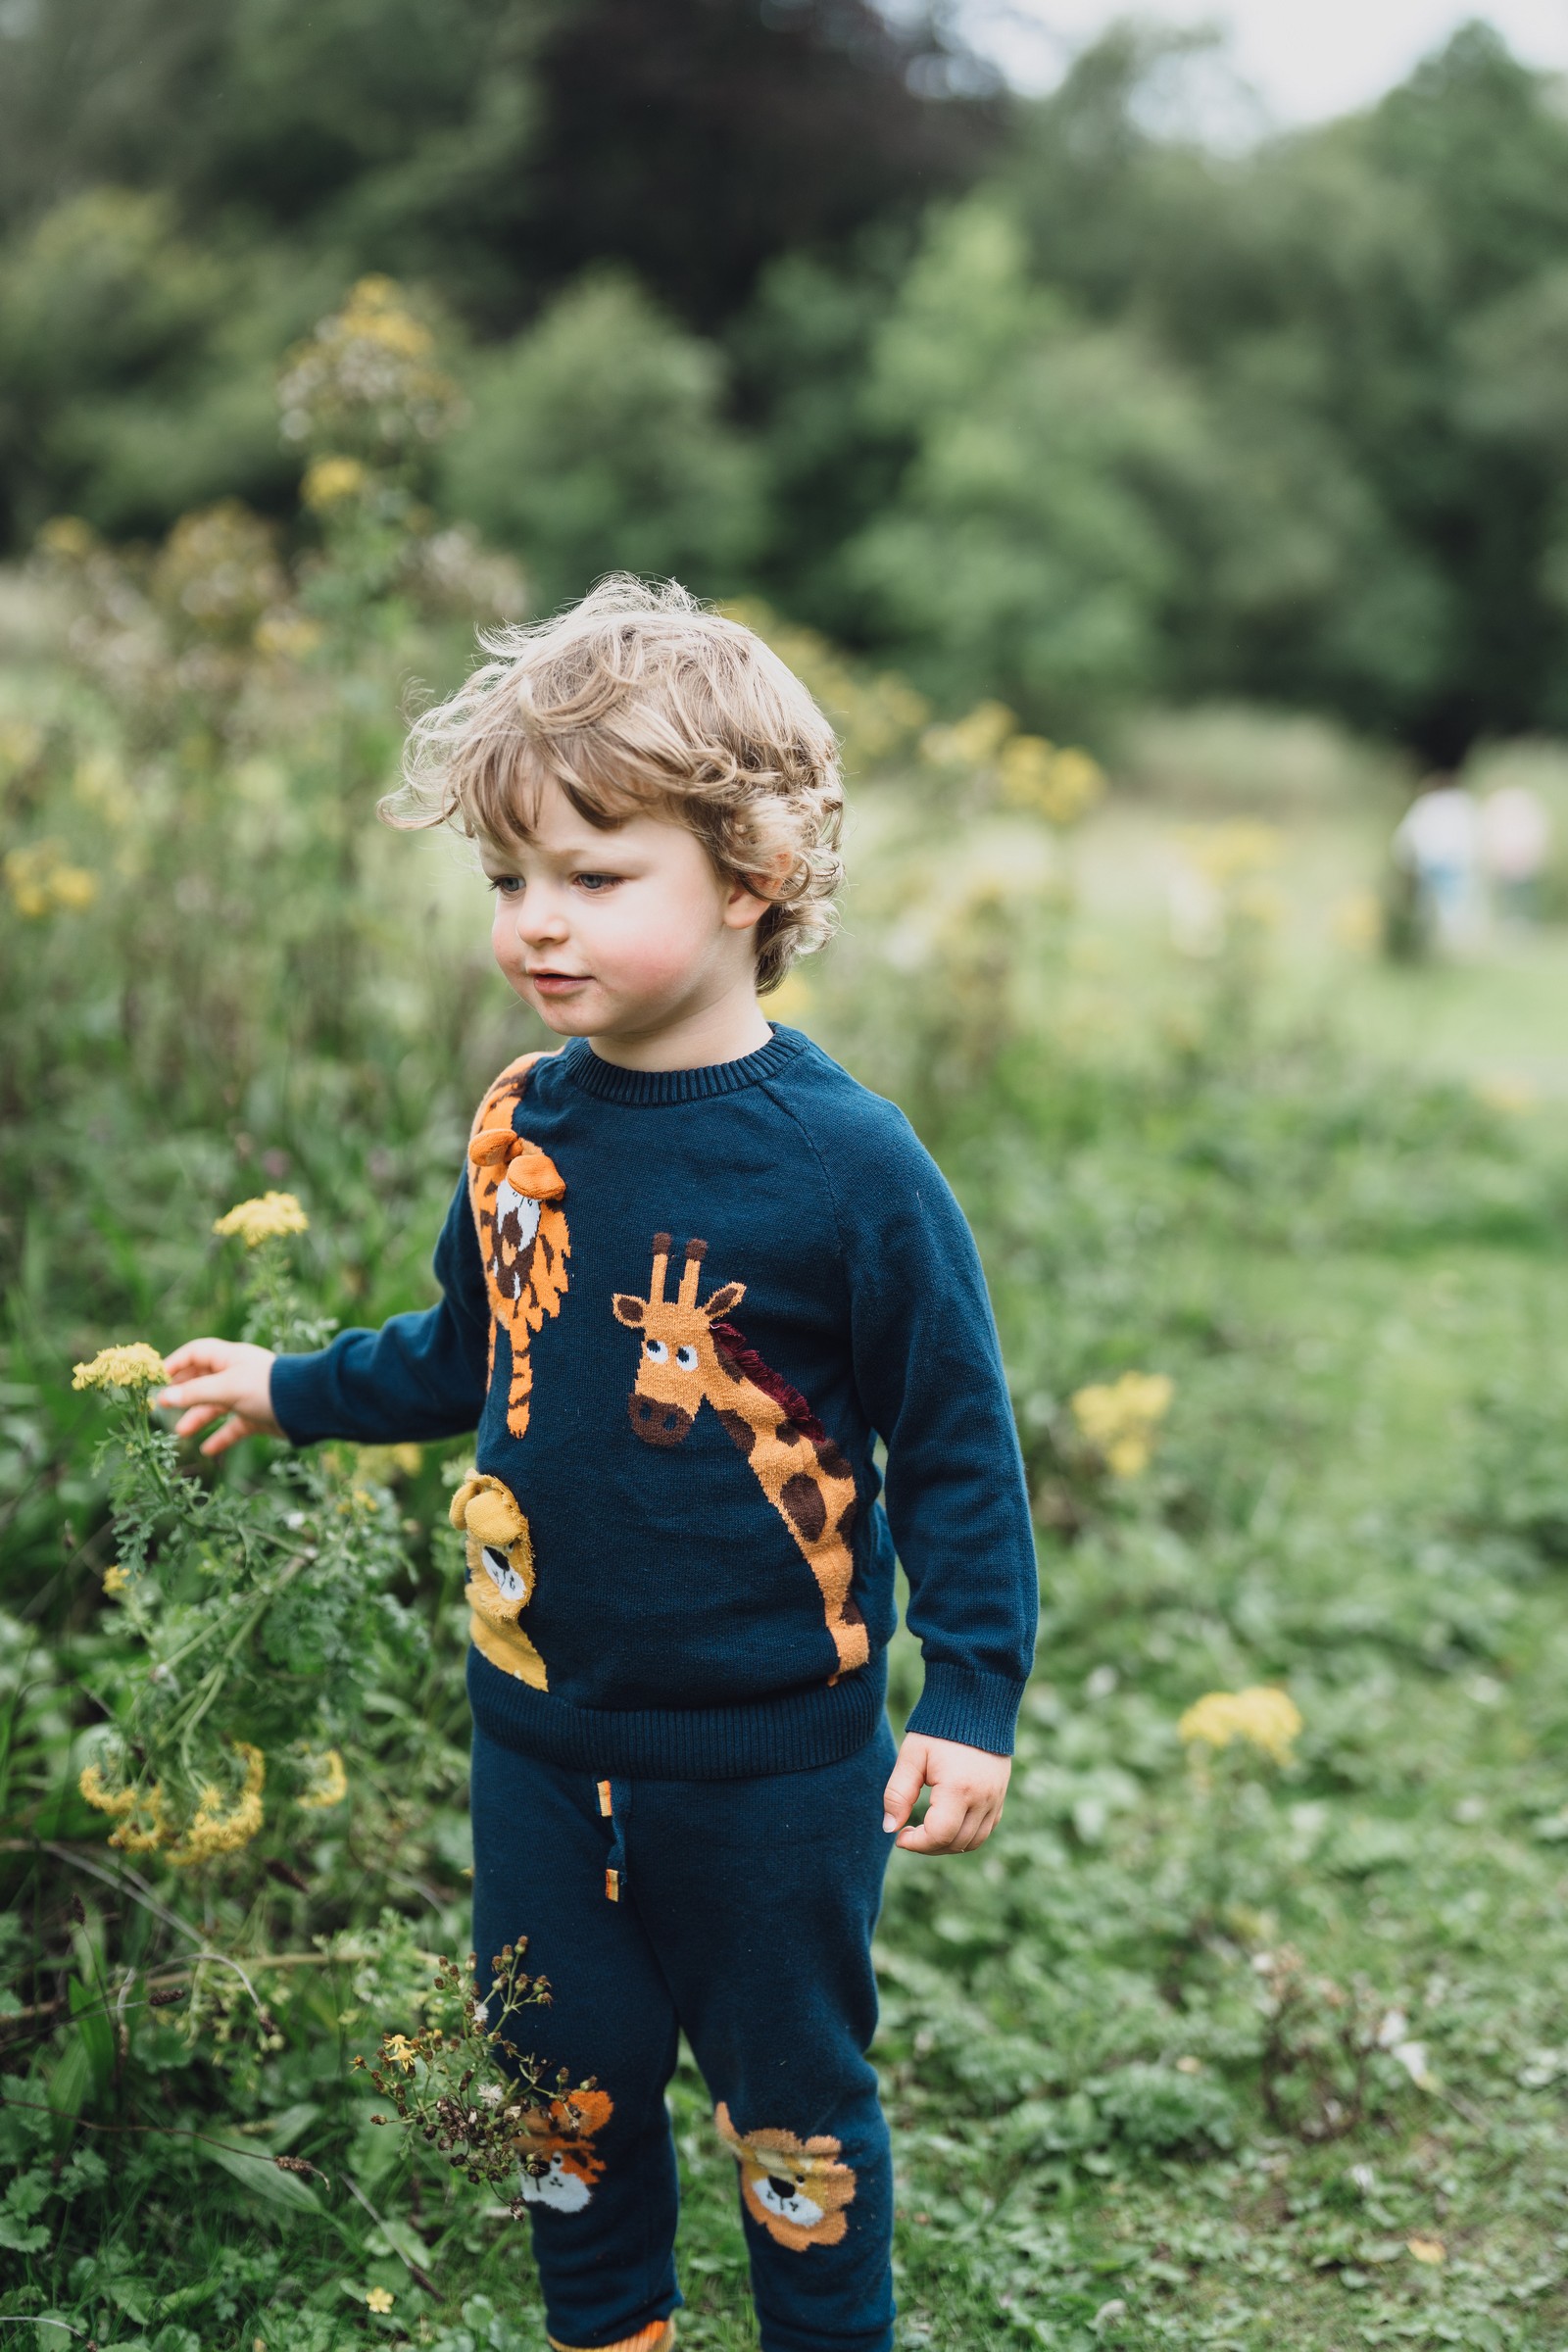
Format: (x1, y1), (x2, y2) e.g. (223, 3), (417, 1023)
(481, 774), (773, 1044)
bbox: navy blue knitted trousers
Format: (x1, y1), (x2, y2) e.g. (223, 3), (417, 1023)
(469, 1719), (899, 2352)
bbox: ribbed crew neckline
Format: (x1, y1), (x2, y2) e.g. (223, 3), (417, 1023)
(561, 1023), (806, 1105)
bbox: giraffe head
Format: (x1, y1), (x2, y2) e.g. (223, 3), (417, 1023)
(612, 1235), (745, 1446)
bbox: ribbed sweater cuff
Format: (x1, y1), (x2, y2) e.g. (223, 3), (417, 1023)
(906, 1662), (1027, 1757)
(270, 1351), (331, 1446)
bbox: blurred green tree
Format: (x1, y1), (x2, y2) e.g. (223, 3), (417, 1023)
(440, 270), (762, 606)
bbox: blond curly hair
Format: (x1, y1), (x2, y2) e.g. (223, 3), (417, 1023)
(386, 576), (843, 993)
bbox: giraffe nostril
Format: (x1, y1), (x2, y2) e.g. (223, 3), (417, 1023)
(627, 1394), (693, 1447)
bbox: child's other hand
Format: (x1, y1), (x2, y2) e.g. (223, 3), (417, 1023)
(882, 1734), (1011, 1854)
(158, 1340), (281, 1456)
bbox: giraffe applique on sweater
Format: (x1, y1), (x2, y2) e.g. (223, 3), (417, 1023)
(466, 1052), (570, 1440)
(613, 1235), (870, 1677)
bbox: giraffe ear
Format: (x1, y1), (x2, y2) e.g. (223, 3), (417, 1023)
(705, 1282), (746, 1317)
(612, 1295), (648, 1327)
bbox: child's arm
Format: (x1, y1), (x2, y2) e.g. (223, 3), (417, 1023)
(159, 1176), (490, 1453)
(830, 1097), (1040, 1854)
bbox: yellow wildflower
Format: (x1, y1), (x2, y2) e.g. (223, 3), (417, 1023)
(1070, 1371), (1174, 1478)
(1000, 737), (1106, 828)
(302, 457), (367, 509)
(920, 700), (1016, 771)
(381, 2034), (418, 2072)
(37, 514), (95, 560)
(1179, 1687), (1302, 1766)
(81, 1766), (170, 1851)
(79, 1761), (137, 1818)
(102, 1564), (130, 1595)
(213, 1192), (309, 1248)
(167, 1743), (266, 1865)
(73, 1343), (169, 1393)
(364, 2287), (395, 2314)
(298, 1747), (349, 1810)
(5, 841), (98, 918)
(1406, 2236), (1446, 2265)
(253, 611), (324, 661)
(1180, 822), (1283, 886)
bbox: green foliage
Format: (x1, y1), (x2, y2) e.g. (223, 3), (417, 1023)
(442, 271), (763, 607)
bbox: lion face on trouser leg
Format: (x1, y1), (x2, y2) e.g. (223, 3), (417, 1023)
(713, 2102), (857, 2249)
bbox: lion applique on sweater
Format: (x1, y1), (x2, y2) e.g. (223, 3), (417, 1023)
(514, 2086), (614, 2213)
(450, 1472), (548, 1689)
(466, 1052), (570, 1441)
(714, 2103), (857, 2249)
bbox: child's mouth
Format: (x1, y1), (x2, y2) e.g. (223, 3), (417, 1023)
(528, 969), (590, 996)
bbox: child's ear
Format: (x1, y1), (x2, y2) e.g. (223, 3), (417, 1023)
(612, 1296), (648, 1327)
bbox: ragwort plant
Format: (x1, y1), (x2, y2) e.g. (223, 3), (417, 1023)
(71, 1196), (422, 1869)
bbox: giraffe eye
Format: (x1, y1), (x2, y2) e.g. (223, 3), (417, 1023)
(675, 1345), (699, 1371)
(644, 1339), (668, 1364)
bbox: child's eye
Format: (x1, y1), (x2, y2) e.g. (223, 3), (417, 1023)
(575, 872), (620, 893)
(486, 874), (522, 897)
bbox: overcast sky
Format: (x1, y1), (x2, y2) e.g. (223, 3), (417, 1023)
(957, 2), (1568, 123)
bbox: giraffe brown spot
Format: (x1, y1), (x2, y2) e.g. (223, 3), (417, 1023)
(773, 1418), (801, 1446)
(780, 1473), (827, 1544)
(716, 1408), (756, 1456)
(836, 1494), (858, 1543)
(815, 1440), (852, 1482)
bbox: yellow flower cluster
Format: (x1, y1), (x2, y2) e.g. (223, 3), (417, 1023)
(302, 456), (368, 508)
(999, 737), (1106, 829)
(73, 1343), (169, 1393)
(297, 1747), (349, 1809)
(364, 2287), (395, 2314)
(169, 1744), (266, 1865)
(917, 699), (1106, 829)
(381, 2034), (418, 2071)
(213, 1192), (310, 1248)
(278, 275), (460, 454)
(1180, 821), (1283, 886)
(102, 1564), (131, 1595)
(1070, 1371), (1174, 1478)
(80, 1744), (267, 1861)
(1178, 1687), (1302, 1766)
(79, 1762), (168, 1852)
(6, 840), (98, 917)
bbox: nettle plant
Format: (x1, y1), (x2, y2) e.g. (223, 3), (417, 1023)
(73, 1195), (425, 1864)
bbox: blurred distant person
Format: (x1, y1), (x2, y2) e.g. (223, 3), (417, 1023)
(1394, 777), (1483, 952)
(1480, 782), (1551, 926)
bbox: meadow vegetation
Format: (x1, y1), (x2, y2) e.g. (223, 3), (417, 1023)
(6, 276), (1568, 2351)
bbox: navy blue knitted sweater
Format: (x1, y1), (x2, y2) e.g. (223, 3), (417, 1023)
(271, 1025), (1038, 1778)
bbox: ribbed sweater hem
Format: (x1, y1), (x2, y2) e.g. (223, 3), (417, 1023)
(466, 1645), (890, 1780)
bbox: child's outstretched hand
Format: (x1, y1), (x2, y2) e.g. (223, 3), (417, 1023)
(157, 1340), (281, 1457)
(882, 1734), (1010, 1854)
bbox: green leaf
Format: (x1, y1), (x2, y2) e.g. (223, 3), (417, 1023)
(69, 1973), (116, 2095)
(247, 2100), (321, 2152)
(202, 2140), (322, 2213)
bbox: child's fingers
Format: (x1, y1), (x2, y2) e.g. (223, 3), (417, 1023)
(172, 1402), (228, 1439)
(882, 1738), (929, 1834)
(159, 1370), (240, 1410)
(895, 1783), (971, 1853)
(199, 1416), (253, 1458)
(161, 1340), (230, 1385)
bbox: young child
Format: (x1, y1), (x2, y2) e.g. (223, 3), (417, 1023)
(159, 579), (1038, 2352)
